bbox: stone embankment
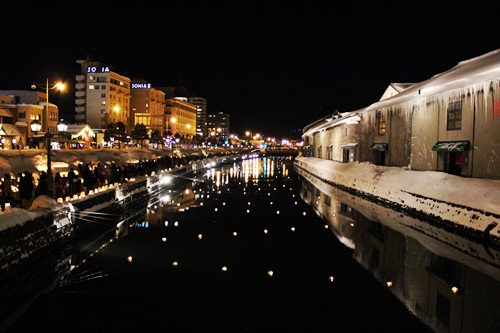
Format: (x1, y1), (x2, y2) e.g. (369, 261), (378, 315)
(0, 154), (237, 281)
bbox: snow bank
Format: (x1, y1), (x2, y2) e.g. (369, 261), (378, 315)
(295, 156), (500, 236)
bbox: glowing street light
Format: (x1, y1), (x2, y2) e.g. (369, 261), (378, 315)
(30, 79), (65, 198)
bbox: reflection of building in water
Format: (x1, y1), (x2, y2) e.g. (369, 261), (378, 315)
(300, 179), (356, 248)
(299, 175), (500, 333)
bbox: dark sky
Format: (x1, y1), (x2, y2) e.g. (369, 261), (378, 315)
(1, 1), (499, 138)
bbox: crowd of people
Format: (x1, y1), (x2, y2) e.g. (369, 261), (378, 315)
(0, 154), (204, 212)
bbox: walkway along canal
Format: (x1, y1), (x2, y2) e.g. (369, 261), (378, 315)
(3, 155), (436, 332)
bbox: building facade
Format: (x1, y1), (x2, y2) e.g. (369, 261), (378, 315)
(302, 48), (500, 180)
(75, 57), (131, 131)
(164, 98), (197, 138)
(189, 96), (207, 138)
(130, 80), (166, 135)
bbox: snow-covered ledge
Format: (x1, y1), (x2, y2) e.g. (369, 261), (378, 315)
(294, 156), (500, 240)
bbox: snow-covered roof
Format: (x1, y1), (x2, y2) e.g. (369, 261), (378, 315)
(367, 48), (500, 111)
(379, 83), (415, 101)
(302, 110), (363, 136)
(66, 124), (96, 139)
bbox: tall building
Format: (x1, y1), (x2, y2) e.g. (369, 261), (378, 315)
(188, 96), (207, 138)
(164, 98), (197, 138)
(207, 111), (230, 145)
(75, 57), (131, 131)
(215, 112), (230, 141)
(130, 79), (165, 134)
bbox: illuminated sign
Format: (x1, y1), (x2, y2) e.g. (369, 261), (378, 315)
(131, 83), (152, 89)
(87, 66), (110, 73)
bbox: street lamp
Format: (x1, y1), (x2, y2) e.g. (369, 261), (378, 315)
(31, 119), (55, 198)
(57, 119), (68, 149)
(29, 79), (64, 199)
(31, 79), (65, 133)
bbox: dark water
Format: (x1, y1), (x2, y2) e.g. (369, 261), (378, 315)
(5, 156), (432, 332)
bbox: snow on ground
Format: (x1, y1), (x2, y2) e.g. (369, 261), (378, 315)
(0, 147), (179, 176)
(294, 156), (500, 236)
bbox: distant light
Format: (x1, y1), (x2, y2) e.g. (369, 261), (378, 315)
(233, 232), (238, 236)
(451, 286), (459, 294)
(198, 234), (203, 240)
(164, 221), (169, 226)
(329, 276), (335, 282)
(324, 224), (329, 229)
(267, 270), (274, 277)
(276, 210), (280, 214)
(386, 281), (393, 287)
(290, 227), (295, 231)
(172, 261), (179, 267)
(215, 208), (218, 212)
(222, 266), (228, 272)
(247, 209), (250, 213)
(127, 256), (133, 263)
(264, 229), (268, 234)
(303, 212), (306, 216)
(162, 237), (167, 242)
(174, 221), (179, 226)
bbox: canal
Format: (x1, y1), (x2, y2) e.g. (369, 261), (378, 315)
(4, 156), (442, 332)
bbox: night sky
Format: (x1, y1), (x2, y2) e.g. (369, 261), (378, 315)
(1, 1), (499, 138)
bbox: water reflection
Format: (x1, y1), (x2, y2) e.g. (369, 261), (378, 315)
(297, 171), (500, 333)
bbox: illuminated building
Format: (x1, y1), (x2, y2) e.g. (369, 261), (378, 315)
(130, 79), (165, 134)
(75, 57), (131, 131)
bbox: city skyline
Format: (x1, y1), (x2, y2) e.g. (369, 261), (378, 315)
(1, 1), (500, 138)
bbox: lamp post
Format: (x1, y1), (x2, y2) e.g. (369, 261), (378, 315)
(31, 79), (65, 133)
(30, 79), (65, 199)
(31, 119), (55, 198)
(57, 119), (68, 149)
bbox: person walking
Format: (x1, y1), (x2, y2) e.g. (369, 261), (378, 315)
(67, 167), (76, 196)
(19, 171), (34, 208)
(1, 173), (13, 202)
